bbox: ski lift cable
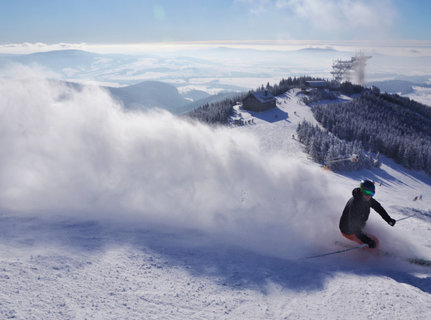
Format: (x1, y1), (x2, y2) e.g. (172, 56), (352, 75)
(325, 154), (359, 164)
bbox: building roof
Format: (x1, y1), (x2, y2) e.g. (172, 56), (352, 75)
(251, 90), (275, 103)
(305, 80), (327, 87)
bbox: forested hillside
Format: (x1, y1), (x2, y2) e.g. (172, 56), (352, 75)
(186, 77), (431, 175)
(308, 90), (431, 174)
(186, 76), (324, 124)
(296, 120), (381, 171)
(185, 96), (244, 124)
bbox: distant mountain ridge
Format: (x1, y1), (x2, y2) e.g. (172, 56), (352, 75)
(297, 47), (338, 52)
(44, 78), (240, 115)
(107, 81), (188, 113)
(1, 49), (101, 71)
(107, 81), (243, 115)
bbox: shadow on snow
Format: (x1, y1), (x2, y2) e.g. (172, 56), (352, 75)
(1, 214), (430, 295)
(246, 106), (289, 124)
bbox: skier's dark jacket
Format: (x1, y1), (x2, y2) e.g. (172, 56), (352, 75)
(339, 187), (392, 243)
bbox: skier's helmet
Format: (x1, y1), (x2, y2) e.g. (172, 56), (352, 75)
(360, 179), (375, 196)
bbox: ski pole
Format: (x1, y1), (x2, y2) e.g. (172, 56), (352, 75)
(302, 243), (368, 260)
(396, 213), (416, 222)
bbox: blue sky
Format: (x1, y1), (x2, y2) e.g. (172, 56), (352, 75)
(0, 0), (430, 44)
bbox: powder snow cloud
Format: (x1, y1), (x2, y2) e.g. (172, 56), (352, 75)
(0, 65), (348, 258)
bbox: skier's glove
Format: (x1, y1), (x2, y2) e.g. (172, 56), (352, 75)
(367, 239), (376, 249)
(388, 218), (396, 227)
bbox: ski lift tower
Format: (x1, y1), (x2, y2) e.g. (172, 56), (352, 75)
(330, 59), (354, 83)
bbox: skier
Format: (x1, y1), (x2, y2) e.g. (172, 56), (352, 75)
(339, 179), (396, 249)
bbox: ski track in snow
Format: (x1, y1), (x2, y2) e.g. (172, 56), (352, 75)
(1, 85), (431, 319)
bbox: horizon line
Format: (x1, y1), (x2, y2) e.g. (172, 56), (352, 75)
(1, 40), (431, 56)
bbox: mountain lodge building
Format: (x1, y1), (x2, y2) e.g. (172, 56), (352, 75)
(242, 90), (276, 112)
(305, 80), (327, 88)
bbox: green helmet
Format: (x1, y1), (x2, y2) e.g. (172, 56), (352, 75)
(360, 179), (375, 196)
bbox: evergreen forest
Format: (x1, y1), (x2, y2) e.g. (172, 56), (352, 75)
(307, 90), (431, 174)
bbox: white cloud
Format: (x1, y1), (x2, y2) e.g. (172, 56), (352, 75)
(288, 0), (395, 32)
(240, 0), (396, 37)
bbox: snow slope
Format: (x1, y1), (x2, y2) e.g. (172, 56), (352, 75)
(1, 68), (431, 319)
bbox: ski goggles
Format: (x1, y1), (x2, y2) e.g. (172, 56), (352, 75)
(361, 188), (374, 196)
